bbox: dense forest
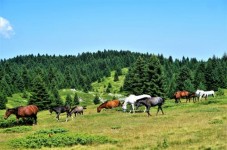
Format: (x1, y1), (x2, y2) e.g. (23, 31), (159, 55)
(0, 50), (227, 110)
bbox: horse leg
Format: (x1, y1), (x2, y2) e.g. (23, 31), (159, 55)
(131, 104), (135, 113)
(56, 113), (60, 121)
(33, 115), (37, 125)
(146, 106), (151, 117)
(158, 106), (164, 115)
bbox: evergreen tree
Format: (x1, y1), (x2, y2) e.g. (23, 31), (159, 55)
(144, 55), (165, 97)
(65, 94), (72, 106)
(205, 58), (219, 90)
(0, 93), (7, 109)
(123, 56), (147, 94)
(0, 77), (12, 97)
(73, 93), (80, 105)
(194, 62), (206, 89)
(114, 71), (119, 81)
(28, 75), (51, 110)
(51, 87), (63, 106)
(176, 66), (193, 91)
(93, 95), (100, 105)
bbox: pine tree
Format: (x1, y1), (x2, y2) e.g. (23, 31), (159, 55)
(144, 55), (165, 97)
(65, 94), (72, 106)
(114, 71), (119, 81)
(0, 93), (7, 109)
(51, 87), (63, 107)
(176, 66), (193, 91)
(28, 75), (51, 110)
(93, 95), (100, 105)
(123, 56), (147, 94)
(194, 62), (206, 89)
(73, 93), (80, 105)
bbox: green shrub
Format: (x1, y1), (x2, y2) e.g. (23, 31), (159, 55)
(1, 126), (32, 133)
(216, 88), (224, 96)
(10, 128), (118, 149)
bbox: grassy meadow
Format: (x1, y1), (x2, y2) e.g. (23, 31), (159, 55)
(0, 92), (227, 150)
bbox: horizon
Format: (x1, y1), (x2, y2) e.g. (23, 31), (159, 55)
(1, 49), (226, 62)
(0, 0), (226, 60)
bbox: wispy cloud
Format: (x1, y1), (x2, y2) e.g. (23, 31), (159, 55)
(0, 17), (14, 39)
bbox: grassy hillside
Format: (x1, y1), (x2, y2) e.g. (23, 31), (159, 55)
(1, 73), (227, 149)
(0, 90), (227, 149)
(92, 68), (128, 97)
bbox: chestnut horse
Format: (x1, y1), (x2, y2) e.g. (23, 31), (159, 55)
(174, 90), (190, 103)
(97, 100), (121, 113)
(4, 105), (39, 125)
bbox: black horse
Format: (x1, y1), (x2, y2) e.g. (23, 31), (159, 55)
(49, 106), (70, 122)
(135, 97), (165, 117)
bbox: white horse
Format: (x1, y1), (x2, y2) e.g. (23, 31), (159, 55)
(122, 94), (151, 113)
(203, 90), (215, 99)
(195, 89), (215, 100)
(195, 89), (205, 100)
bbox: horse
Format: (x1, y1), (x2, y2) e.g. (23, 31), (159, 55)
(135, 97), (165, 117)
(195, 89), (205, 101)
(122, 94), (151, 113)
(97, 100), (121, 113)
(174, 90), (190, 103)
(67, 106), (86, 119)
(49, 106), (70, 122)
(202, 90), (215, 99)
(187, 92), (197, 103)
(4, 105), (39, 125)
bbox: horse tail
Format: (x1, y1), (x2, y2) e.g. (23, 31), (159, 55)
(83, 106), (87, 109)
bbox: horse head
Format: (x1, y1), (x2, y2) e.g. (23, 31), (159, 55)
(97, 106), (102, 113)
(4, 108), (15, 119)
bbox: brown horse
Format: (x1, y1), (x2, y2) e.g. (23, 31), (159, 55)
(97, 100), (121, 113)
(174, 90), (190, 103)
(4, 105), (39, 125)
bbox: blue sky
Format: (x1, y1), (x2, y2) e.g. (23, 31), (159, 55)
(0, 0), (226, 60)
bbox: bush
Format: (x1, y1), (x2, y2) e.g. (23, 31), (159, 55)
(10, 128), (118, 149)
(216, 88), (224, 96)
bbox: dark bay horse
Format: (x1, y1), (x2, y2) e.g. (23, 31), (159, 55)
(49, 106), (70, 122)
(4, 105), (39, 125)
(135, 97), (165, 117)
(174, 90), (190, 103)
(188, 92), (197, 103)
(97, 100), (121, 113)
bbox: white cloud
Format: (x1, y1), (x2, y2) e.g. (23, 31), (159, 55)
(0, 17), (14, 38)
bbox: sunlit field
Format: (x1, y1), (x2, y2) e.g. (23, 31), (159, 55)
(0, 94), (227, 150)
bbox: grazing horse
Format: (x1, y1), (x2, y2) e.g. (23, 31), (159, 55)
(122, 94), (151, 113)
(135, 97), (165, 117)
(4, 105), (39, 125)
(49, 106), (70, 122)
(202, 90), (215, 99)
(195, 89), (205, 100)
(187, 92), (197, 103)
(174, 90), (190, 103)
(68, 106), (86, 119)
(97, 100), (121, 113)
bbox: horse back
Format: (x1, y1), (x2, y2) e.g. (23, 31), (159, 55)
(149, 97), (164, 106)
(18, 105), (38, 117)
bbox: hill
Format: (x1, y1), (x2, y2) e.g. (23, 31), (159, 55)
(0, 50), (227, 110)
(0, 90), (226, 149)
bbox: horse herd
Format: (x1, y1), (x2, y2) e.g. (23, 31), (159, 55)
(174, 89), (215, 103)
(3, 90), (214, 125)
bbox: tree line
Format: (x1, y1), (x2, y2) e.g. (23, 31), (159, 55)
(0, 50), (226, 109)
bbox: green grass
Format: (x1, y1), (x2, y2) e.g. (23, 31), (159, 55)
(1, 72), (227, 149)
(0, 94), (227, 150)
